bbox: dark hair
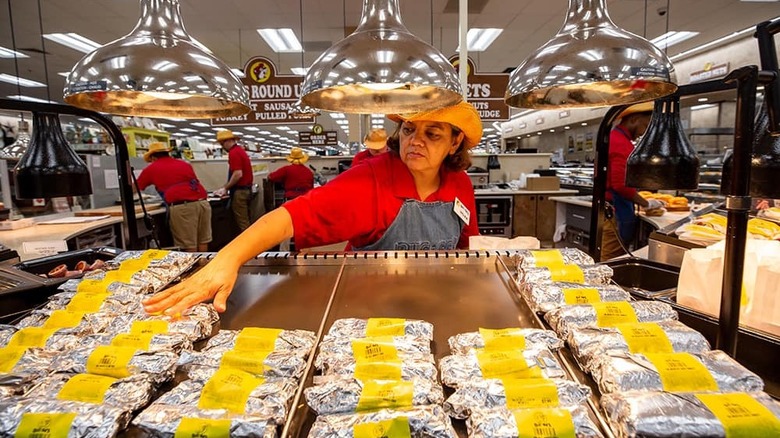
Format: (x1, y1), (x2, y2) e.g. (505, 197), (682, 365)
(386, 122), (472, 171)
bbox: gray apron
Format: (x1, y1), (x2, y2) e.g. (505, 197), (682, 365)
(355, 199), (465, 251)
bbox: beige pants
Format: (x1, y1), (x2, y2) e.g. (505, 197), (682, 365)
(169, 200), (212, 250)
(600, 216), (626, 261)
(232, 189), (252, 231)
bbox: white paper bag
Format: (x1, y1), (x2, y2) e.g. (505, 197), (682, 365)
(469, 235), (540, 250)
(677, 248), (725, 317)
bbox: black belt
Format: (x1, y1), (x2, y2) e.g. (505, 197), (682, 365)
(169, 199), (203, 206)
(232, 185), (252, 190)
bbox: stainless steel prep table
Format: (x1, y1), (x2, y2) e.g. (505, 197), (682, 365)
(213, 251), (614, 438)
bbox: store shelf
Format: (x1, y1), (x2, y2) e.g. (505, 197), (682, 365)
(121, 127), (170, 158)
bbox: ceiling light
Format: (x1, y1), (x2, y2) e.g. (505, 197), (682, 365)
(63, 0), (249, 118)
(650, 31), (699, 49)
(57, 72), (69, 77)
(457, 28), (503, 52)
(7, 95), (54, 103)
(0, 74), (47, 88)
(669, 20), (768, 62)
(192, 122), (211, 127)
(181, 128), (197, 132)
(291, 67), (309, 76)
(245, 126), (259, 131)
(257, 28), (302, 53)
(277, 126), (291, 131)
(0, 45), (28, 58)
(505, 0), (676, 109)
(581, 122), (587, 126)
(301, 0), (461, 114)
(698, 97), (709, 102)
(43, 33), (101, 53)
(691, 103), (717, 111)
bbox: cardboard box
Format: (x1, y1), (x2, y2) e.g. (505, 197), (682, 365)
(526, 176), (560, 191)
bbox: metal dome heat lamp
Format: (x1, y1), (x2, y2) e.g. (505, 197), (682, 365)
(626, 96), (700, 190)
(14, 112), (92, 199)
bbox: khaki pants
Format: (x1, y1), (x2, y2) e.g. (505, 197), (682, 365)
(169, 200), (212, 250)
(600, 216), (626, 261)
(232, 189), (251, 231)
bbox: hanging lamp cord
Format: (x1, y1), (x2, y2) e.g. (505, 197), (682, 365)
(7, 0), (24, 121)
(130, 166), (161, 249)
(36, 0), (52, 103)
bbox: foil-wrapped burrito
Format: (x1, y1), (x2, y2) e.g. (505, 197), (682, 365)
(320, 334), (431, 356)
(43, 291), (144, 315)
(440, 349), (567, 388)
(152, 373), (298, 424)
(0, 348), (56, 397)
(180, 349), (308, 381)
(203, 328), (316, 356)
(15, 309), (112, 335)
(318, 356), (439, 383)
(79, 267), (168, 291)
(58, 277), (151, 295)
(23, 373), (155, 412)
(317, 347), (433, 372)
(591, 351), (764, 394)
(105, 303), (219, 341)
(327, 318), (434, 341)
(601, 391), (780, 438)
(78, 332), (193, 354)
(0, 398), (130, 438)
(467, 406), (603, 438)
(545, 301), (678, 339)
(130, 404), (277, 438)
(308, 405), (456, 438)
(522, 282), (632, 314)
(447, 328), (563, 354)
(567, 321), (711, 372)
(108, 249), (198, 271)
(444, 378), (592, 419)
(0, 326), (80, 350)
(52, 345), (178, 384)
(304, 377), (444, 415)
(512, 248), (594, 269)
(517, 264), (613, 288)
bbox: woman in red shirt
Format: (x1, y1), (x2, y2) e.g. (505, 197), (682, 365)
(144, 101), (482, 315)
(268, 148), (314, 200)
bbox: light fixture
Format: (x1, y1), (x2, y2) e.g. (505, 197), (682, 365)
(42, 32), (101, 53)
(722, 102), (780, 197)
(457, 28), (503, 52)
(63, 0), (250, 119)
(626, 96), (700, 189)
(14, 112), (92, 198)
(300, 0), (462, 114)
(650, 31), (699, 50)
(7, 95), (53, 103)
(505, 0), (677, 109)
(0, 120), (31, 159)
(256, 29), (303, 53)
(0, 45), (28, 58)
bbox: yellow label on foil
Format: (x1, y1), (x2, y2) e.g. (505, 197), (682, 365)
(110, 333), (154, 350)
(548, 265), (584, 283)
(85, 346), (136, 378)
(14, 413), (76, 438)
(476, 350), (543, 379)
(617, 323), (674, 354)
(695, 393), (780, 438)
(512, 408), (575, 438)
(56, 374), (117, 404)
(353, 418), (411, 438)
(562, 288), (601, 305)
(130, 320), (169, 335)
(352, 339), (401, 363)
(103, 270), (135, 284)
(219, 350), (271, 376)
(502, 378), (560, 408)
(119, 259), (151, 273)
(357, 380), (414, 412)
(76, 279), (112, 294)
(0, 347), (27, 373)
(234, 327), (283, 352)
(366, 318), (406, 337)
(354, 362), (404, 381)
(66, 293), (109, 313)
(645, 353), (718, 392)
(8, 327), (58, 347)
(198, 368), (263, 413)
(479, 328), (527, 351)
(43, 310), (85, 329)
(142, 249), (171, 260)
(530, 250), (565, 267)
(174, 418), (231, 438)
(593, 302), (638, 327)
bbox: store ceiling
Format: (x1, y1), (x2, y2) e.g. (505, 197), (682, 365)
(0, 0), (778, 153)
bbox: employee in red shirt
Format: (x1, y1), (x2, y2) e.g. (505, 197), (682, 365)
(351, 128), (388, 166)
(136, 142), (211, 252)
(214, 130), (254, 231)
(144, 101), (482, 315)
(268, 147), (314, 200)
(602, 102), (663, 260)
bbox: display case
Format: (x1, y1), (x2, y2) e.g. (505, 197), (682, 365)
(121, 126), (170, 158)
(552, 166), (594, 195)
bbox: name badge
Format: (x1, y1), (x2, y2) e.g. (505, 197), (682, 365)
(453, 197), (471, 224)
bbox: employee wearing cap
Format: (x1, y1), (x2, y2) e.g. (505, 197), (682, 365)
(352, 128), (389, 167)
(136, 142), (212, 252)
(214, 130), (254, 231)
(143, 101), (482, 315)
(268, 147), (314, 200)
(602, 102), (664, 260)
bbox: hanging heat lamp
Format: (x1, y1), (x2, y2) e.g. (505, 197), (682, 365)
(721, 102), (780, 197)
(63, 0), (249, 119)
(626, 96), (700, 190)
(505, 0), (677, 109)
(0, 120), (31, 160)
(300, 0), (462, 114)
(14, 112), (92, 199)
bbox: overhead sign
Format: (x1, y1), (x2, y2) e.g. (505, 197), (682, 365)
(689, 62), (730, 83)
(212, 56), (315, 126)
(299, 130), (338, 146)
(449, 56), (510, 121)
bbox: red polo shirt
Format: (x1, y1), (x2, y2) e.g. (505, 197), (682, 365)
(268, 163), (314, 199)
(606, 125), (638, 202)
(283, 151), (479, 250)
(136, 156), (207, 204)
(351, 150), (373, 167)
(228, 145), (253, 187)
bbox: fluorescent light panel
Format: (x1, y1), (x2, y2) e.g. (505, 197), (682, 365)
(257, 28), (302, 53)
(458, 28), (503, 52)
(291, 67), (309, 75)
(0, 46), (28, 58)
(650, 31), (699, 49)
(0, 73), (46, 88)
(7, 94), (53, 103)
(43, 32), (101, 53)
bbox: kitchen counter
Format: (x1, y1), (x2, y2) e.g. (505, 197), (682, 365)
(474, 188), (578, 196)
(549, 195), (593, 207)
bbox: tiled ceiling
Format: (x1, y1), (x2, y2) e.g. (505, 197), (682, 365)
(0, 0), (778, 150)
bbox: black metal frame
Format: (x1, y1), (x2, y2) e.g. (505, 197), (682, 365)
(0, 98), (141, 249)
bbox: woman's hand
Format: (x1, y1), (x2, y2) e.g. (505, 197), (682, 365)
(142, 258), (238, 315)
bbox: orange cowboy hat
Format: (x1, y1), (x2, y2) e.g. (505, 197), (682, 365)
(388, 101), (483, 149)
(143, 142), (171, 162)
(619, 101), (654, 119)
(364, 128), (388, 150)
(216, 129), (241, 143)
(286, 147), (309, 164)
